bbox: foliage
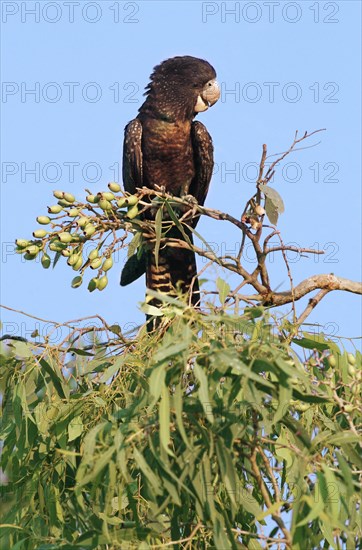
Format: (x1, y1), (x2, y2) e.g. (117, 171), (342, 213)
(3, 130), (361, 548)
(1, 305), (361, 549)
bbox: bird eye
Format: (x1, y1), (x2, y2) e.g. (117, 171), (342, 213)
(192, 83), (198, 88)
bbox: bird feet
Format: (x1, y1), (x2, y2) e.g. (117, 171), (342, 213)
(181, 194), (198, 205)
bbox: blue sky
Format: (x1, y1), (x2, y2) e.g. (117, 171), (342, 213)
(1, 0), (361, 349)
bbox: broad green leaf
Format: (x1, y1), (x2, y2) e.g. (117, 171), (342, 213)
(99, 356), (125, 383)
(194, 362), (214, 424)
(12, 341), (34, 358)
(273, 383), (292, 424)
(127, 230), (141, 258)
(68, 415), (83, 442)
(264, 196), (279, 225)
(215, 439), (238, 512)
(133, 448), (162, 495)
(322, 465), (340, 523)
(336, 451), (354, 497)
(153, 340), (189, 363)
(259, 184), (285, 214)
(216, 277), (231, 305)
(76, 446), (115, 488)
(295, 494), (324, 527)
(149, 363), (166, 405)
(140, 303), (163, 317)
(39, 358), (66, 399)
(173, 384), (191, 449)
(159, 384), (173, 456)
(256, 500), (285, 521)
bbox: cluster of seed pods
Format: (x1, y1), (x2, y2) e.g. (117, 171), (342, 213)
(15, 183), (139, 291)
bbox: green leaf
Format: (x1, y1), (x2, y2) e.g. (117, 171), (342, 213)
(39, 358), (67, 399)
(149, 363), (166, 406)
(322, 465), (340, 523)
(99, 356), (125, 383)
(140, 303), (163, 317)
(159, 384), (173, 456)
(133, 448), (162, 495)
(264, 196), (279, 225)
(292, 334), (331, 352)
(127, 230), (142, 258)
(154, 206), (163, 269)
(216, 277), (230, 305)
(295, 494), (324, 527)
(256, 500), (285, 521)
(194, 362), (214, 424)
(173, 384), (191, 449)
(76, 446), (115, 488)
(259, 184), (285, 214)
(215, 439), (238, 512)
(68, 415), (83, 442)
(153, 339), (189, 363)
(336, 451), (354, 498)
(68, 347), (94, 356)
(11, 340), (34, 358)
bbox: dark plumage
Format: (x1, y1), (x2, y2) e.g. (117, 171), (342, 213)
(121, 56), (220, 319)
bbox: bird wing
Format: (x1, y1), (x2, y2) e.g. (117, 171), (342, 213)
(189, 120), (214, 208)
(122, 119), (143, 194)
(120, 119), (145, 286)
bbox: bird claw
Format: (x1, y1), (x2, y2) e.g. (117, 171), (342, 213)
(181, 194), (198, 205)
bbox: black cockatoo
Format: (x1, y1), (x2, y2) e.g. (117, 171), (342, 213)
(121, 55), (220, 313)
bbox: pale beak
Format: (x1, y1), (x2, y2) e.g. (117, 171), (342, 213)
(194, 79), (220, 112)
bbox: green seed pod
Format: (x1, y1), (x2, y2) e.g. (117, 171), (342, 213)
(86, 194), (99, 204)
(99, 199), (112, 211)
(57, 199), (72, 207)
(108, 182), (121, 192)
(84, 224), (96, 237)
(26, 245), (40, 256)
(77, 217), (89, 228)
(327, 355), (337, 367)
(48, 204), (63, 214)
(58, 232), (73, 243)
(61, 249), (72, 257)
(71, 276), (83, 288)
(71, 234), (83, 243)
(41, 253), (51, 269)
(37, 216), (51, 225)
(347, 353), (356, 366)
(68, 208), (79, 217)
(72, 255), (83, 271)
(24, 252), (37, 260)
(88, 248), (99, 260)
(348, 364), (356, 377)
(16, 239), (30, 249)
(101, 192), (115, 201)
(49, 241), (66, 252)
(53, 190), (64, 199)
(117, 198), (127, 208)
(344, 404), (354, 413)
(97, 275), (108, 291)
(68, 253), (81, 266)
(32, 229), (47, 238)
(63, 193), (75, 203)
(88, 278), (99, 292)
(295, 402), (309, 412)
(351, 384), (359, 395)
(102, 257), (113, 272)
(90, 257), (102, 269)
(126, 204), (139, 219)
(127, 195), (139, 206)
